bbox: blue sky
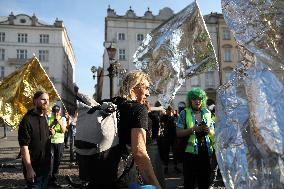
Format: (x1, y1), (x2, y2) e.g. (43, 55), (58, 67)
(0, 0), (221, 96)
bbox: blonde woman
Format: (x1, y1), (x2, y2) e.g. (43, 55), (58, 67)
(117, 71), (162, 189)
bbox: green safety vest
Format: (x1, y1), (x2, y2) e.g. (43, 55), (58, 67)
(48, 115), (65, 144)
(184, 107), (214, 155)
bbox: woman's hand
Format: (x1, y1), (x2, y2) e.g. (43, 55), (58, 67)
(192, 125), (203, 133)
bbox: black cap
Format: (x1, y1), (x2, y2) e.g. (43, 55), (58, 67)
(52, 105), (60, 113)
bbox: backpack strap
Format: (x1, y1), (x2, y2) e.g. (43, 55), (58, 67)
(116, 156), (134, 183)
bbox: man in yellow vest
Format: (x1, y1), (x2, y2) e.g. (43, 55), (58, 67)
(48, 105), (67, 187)
(176, 88), (215, 189)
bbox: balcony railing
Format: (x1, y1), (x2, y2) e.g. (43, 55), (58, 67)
(8, 58), (27, 65)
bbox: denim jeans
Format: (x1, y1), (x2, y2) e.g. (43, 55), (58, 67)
(69, 125), (76, 161)
(26, 174), (49, 189)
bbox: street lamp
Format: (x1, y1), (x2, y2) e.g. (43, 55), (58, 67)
(106, 43), (119, 99)
(91, 43), (126, 100)
(91, 66), (98, 80)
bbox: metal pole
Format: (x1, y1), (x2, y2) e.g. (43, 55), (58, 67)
(108, 63), (114, 99)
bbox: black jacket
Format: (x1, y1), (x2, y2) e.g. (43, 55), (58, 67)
(148, 111), (161, 140)
(18, 109), (51, 176)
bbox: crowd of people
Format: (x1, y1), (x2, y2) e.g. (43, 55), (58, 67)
(17, 70), (219, 189)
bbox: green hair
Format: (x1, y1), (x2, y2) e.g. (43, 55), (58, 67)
(187, 87), (207, 108)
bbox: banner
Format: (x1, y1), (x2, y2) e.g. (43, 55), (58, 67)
(0, 57), (61, 129)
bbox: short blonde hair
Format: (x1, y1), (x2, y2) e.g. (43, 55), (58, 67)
(118, 70), (150, 100)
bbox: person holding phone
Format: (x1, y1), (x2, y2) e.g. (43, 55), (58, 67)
(48, 105), (67, 187)
(176, 88), (215, 189)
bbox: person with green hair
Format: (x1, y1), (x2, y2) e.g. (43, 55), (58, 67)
(176, 87), (215, 189)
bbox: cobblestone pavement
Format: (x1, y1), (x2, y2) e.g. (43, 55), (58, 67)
(0, 128), (83, 189)
(0, 127), (225, 189)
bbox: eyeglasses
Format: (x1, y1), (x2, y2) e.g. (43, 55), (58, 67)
(192, 98), (202, 101)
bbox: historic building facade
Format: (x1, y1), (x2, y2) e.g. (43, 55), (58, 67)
(100, 7), (239, 108)
(0, 13), (77, 112)
(205, 12), (240, 86)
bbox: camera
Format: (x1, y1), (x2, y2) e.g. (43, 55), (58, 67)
(53, 119), (58, 124)
(195, 121), (208, 140)
(198, 121), (206, 126)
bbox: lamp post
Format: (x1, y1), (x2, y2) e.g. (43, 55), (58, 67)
(92, 43), (126, 100)
(106, 43), (118, 99)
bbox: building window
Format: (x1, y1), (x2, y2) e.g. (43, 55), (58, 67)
(119, 49), (126, 60)
(17, 49), (27, 60)
(223, 29), (231, 40)
(224, 70), (232, 83)
(191, 75), (200, 86)
(205, 71), (215, 87)
(0, 32), (5, 42)
(224, 48), (232, 62)
(40, 34), (49, 44)
(39, 50), (49, 62)
(43, 66), (49, 74)
(118, 33), (125, 40)
(18, 33), (28, 43)
(0, 66), (4, 79)
(237, 49), (242, 62)
(0, 49), (5, 60)
(137, 34), (144, 41)
(20, 19), (26, 23)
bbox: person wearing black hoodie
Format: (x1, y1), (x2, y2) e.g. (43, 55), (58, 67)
(18, 90), (52, 189)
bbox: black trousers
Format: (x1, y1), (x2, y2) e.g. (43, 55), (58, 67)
(158, 137), (178, 166)
(183, 152), (211, 189)
(50, 143), (64, 181)
(209, 150), (219, 186)
(77, 145), (121, 189)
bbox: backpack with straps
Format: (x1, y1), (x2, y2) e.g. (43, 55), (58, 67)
(75, 101), (119, 154)
(73, 93), (134, 185)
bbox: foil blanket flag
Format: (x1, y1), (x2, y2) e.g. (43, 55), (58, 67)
(133, 1), (218, 107)
(0, 57), (61, 129)
(215, 0), (284, 189)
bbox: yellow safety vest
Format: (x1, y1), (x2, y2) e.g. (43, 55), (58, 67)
(48, 115), (65, 144)
(184, 108), (214, 155)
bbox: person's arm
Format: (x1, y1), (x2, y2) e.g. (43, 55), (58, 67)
(73, 112), (78, 127)
(65, 112), (71, 128)
(131, 128), (162, 189)
(58, 117), (67, 133)
(53, 116), (67, 133)
(18, 118), (35, 182)
(21, 146), (36, 182)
